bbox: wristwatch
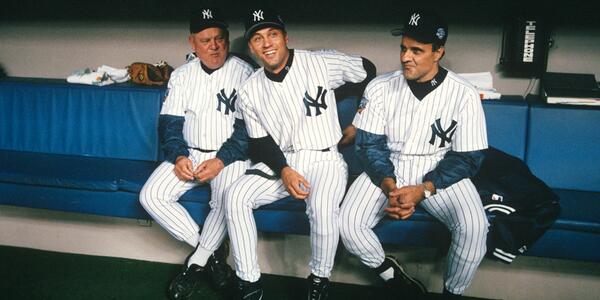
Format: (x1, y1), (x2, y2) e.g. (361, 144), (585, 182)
(423, 187), (432, 198)
(423, 182), (435, 198)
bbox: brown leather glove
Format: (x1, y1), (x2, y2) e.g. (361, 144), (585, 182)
(128, 61), (173, 86)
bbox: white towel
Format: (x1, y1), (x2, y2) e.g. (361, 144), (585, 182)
(67, 65), (130, 86)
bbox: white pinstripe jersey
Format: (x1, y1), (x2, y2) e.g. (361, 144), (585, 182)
(354, 69), (487, 182)
(238, 49), (366, 151)
(160, 55), (255, 150)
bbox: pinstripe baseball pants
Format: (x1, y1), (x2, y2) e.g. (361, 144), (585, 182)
(140, 149), (248, 252)
(225, 149), (348, 282)
(340, 173), (488, 294)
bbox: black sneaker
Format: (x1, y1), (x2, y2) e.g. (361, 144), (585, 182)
(381, 256), (427, 297)
(235, 277), (263, 300)
(205, 250), (233, 290)
(307, 274), (330, 300)
(167, 243), (232, 299)
(167, 262), (204, 300)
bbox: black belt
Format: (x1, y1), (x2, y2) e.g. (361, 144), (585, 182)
(190, 147), (216, 153)
(289, 148), (330, 152)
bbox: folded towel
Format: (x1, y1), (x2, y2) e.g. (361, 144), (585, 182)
(67, 65), (130, 86)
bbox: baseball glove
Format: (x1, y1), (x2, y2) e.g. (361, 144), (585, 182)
(128, 61), (174, 86)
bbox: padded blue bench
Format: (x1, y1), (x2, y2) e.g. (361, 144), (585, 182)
(0, 78), (598, 263)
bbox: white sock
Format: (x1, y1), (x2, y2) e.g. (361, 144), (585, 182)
(379, 267), (394, 281)
(187, 245), (212, 268)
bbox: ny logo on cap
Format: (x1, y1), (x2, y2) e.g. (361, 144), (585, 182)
(253, 10), (264, 21)
(202, 9), (213, 19)
(409, 13), (420, 26)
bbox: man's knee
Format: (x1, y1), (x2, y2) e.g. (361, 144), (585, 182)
(224, 184), (251, 216)
(339, 206), (358, 240)
(139, 181), (157, 210)
(306, 198), (340, 231)
(452, 214), (489, 260)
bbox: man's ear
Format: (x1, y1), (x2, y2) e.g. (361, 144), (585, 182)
(247, 41), (256, 56)
(188, 35), (195, 51)
(434, 46), (445, 62)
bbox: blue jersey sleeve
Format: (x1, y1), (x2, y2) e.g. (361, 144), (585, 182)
(355, 128), (396, 186)
(158, 114), (189, 164)
(216, 118), (250, 166)
(423, 150), (484, 189)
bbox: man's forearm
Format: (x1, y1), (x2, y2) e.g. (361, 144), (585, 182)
(423, 150), (485, 190)
(158, 114), (189, 163)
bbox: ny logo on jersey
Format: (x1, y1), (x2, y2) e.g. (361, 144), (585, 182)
(303, 86), (328, 117)
(202, 9), (213, 19)
(253, 10), (264, 21)
(216, 89), (237, 115)
(429, 118), (457, 148)
(409, 13), (421, 26)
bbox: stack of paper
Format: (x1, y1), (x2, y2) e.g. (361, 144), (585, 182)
(458, 72), (502, 100)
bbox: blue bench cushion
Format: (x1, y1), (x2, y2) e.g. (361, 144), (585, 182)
(526, 103), (600, 192)
(0, 182), (149, 219)
(0, 150), (214, 203)
(553, 189), (600, 233)
(0, 181), (214, 223)
(0, 151), (122, 191)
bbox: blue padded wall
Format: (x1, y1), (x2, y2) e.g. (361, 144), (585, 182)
(0, 78), (164, 161)
(526, 104), (600, 192)
(482, 97), (528, 160)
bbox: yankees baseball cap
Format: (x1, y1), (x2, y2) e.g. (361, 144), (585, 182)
(189, 7), (228, 34)
(391, 10), (448, 45)
(244, 8), (286, 40)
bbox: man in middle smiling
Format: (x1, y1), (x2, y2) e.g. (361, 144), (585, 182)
(224, 7), (375, 300)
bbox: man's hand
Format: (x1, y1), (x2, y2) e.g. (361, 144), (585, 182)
(194, 158), (225, 183)
(339, 125), (357, 146)
(281, 166), (310, 200)
(380, 177), (400, 207)
(384, 184), (427, 219)
(384, 205), (416, 220)
(174, 156), (194, 181)
(380, 177), (413, 219)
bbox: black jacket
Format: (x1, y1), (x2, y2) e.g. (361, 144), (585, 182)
(472, 147), (561, 263)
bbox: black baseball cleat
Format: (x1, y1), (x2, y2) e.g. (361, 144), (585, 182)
(167, 243), (233, 299)
(381, 256), (427, 298)
(205, 250), (233, 290)
(235, 277), (263, 300)
(307, 274), (330, 300)
(167, 262), (204, 300)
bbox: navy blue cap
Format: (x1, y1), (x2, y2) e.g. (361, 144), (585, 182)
(244, 8), (285, 40)
(391, 10), (448, 45)
(190, 7), (228, 34)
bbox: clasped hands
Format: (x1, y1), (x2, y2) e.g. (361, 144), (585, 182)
(381, 178), (427, 220)
(174, 156), (224, 183)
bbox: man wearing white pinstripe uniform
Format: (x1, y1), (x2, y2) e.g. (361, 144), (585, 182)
(226, 8), (375, 300)
(339, 10), (489, 298)
(139, 7), (255, 300)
